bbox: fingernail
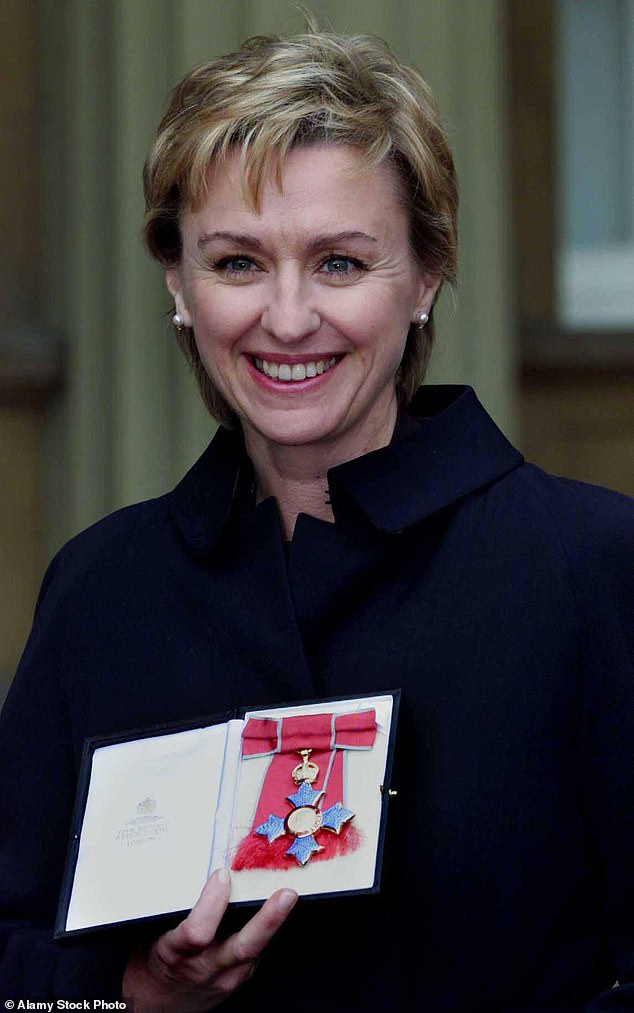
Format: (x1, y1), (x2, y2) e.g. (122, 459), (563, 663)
(218, 867), (231, 885)
(277, 889), (298, 913)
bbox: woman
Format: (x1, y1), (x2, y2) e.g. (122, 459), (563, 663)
(1, 25), (633, 1012)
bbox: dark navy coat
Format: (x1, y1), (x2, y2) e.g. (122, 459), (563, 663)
(1, 385), (633, 1010)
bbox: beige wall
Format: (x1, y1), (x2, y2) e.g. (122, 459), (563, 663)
(522, 374), (634, 499)
(0, 0), (45, 695)
(0, 0), (40, 323)
(0, 409), (42, 686)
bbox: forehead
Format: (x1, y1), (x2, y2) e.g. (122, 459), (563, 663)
(182, 144), (407, 241)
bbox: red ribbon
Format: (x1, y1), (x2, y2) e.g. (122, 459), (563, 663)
(232, 710), (377, 870)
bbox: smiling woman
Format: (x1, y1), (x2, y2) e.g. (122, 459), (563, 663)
(164, 145), (439, 531)
(1, 20), (633, 1013)
(144, 30), (458, 430)
(144, 30), (455, 538)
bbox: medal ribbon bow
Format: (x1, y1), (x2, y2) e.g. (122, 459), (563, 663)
(242, 710), (377, 830)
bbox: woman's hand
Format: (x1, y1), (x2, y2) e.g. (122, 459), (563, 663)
(122, 868), (298, 1011)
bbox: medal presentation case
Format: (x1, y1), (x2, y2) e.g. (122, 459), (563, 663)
(55, 691), (400, 938)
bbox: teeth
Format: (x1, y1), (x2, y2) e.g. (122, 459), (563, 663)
(253, 356), (338, 382)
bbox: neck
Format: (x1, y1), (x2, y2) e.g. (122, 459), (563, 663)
(242, 402), (398, 539)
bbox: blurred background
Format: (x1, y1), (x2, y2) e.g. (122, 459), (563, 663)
(1, 0), (633, 700)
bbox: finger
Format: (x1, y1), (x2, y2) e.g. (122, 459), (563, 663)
(202, 957), (260, 1001)
(160, 868), (232, 957)
(214, 888), (298, 971)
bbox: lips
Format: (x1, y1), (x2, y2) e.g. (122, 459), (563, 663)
(251, 356), (341, 383)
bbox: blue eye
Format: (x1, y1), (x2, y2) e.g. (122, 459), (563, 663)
(323, 256), (352, 273)
(222, 257), (256, 273)
(320, 255), (366, 277)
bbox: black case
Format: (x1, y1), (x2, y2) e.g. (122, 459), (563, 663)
(55, 689), (400, 939)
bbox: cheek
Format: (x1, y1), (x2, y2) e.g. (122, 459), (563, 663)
(353, 277), (414, 323)
(332, 287), (411, 355)
(189, 286), (260, 352)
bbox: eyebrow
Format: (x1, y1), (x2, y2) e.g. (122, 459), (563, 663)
(197, 230), (378, 251)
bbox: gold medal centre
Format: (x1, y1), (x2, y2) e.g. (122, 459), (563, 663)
(285, 805), (323, 838)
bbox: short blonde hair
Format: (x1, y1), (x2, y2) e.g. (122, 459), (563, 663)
(144, 27), (458, 426)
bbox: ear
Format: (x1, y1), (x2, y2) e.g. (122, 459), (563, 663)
(165, 266), (193, 328)
(416, 270), (442, 317)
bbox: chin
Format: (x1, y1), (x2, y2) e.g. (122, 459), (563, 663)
(253, 426), (336, 451)
(241, 409), (346, 452)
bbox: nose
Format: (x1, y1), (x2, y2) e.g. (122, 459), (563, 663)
(260, 269), (320, 344)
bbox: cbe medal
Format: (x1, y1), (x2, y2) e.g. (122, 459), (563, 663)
(233, 709), (376, 872)
(254, 749), (355, 866)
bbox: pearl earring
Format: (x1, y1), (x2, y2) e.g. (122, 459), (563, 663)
(415, 311), (429, 329)
(172, 312), (185, 329)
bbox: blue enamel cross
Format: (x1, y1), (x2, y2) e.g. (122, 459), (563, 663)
(255, 779), (354, 866)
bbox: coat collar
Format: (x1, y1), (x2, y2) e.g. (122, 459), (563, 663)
(169, 385), (524, 554)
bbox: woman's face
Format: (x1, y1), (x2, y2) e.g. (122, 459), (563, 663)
(167, 144), (439, 460)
